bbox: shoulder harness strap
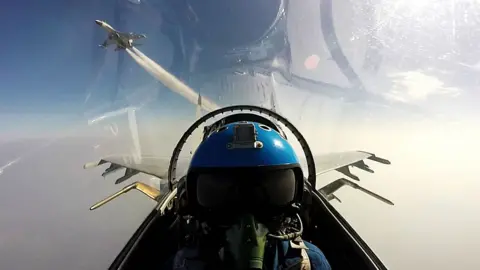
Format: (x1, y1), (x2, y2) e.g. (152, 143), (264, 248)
(289, 237), (311, 270)
(275, 236), (311, 270)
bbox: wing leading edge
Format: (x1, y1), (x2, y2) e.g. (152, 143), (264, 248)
(84, 155), (171, 184)
(314, 151), (393, 205)
(84, 151), (392, 208)
(118, 32), (147, 40)
(84, 155), (190, 210)
(84, 155), (190, 185)
(100, 38), (117, 48)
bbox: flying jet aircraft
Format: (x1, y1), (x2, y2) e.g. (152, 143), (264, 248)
(95, 20), (147, 51)
(84, 105), (394, 270)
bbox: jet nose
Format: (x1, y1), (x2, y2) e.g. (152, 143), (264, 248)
(95, 20), (102, 26)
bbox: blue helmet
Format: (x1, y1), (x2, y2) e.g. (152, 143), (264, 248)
(189, 121), (300, 168)
(186, 121), (304, 214)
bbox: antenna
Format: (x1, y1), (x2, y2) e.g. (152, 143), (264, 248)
(127, 107), (142, 164)
(270, 89), (279, 113)
(190, 94), (204, 154)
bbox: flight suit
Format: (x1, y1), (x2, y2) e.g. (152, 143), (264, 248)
(270, 239), (331, 270)
(169, 238), (331, 270)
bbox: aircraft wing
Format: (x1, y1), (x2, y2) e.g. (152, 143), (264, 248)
(131, 33), (147, 40)
(84, 155), (191, 185)
(314, 151), (390, 179)
(120, 32), (146, 40)
(86, 151), (389, 184)
(313, 151), (393, 205)
(101, 38), (116, 48)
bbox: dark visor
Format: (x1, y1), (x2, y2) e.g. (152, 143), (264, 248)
(196, 169), (297, 210)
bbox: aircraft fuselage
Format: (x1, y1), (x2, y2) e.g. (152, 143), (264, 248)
(95, 20), (115, 33)
(95, 20), (146, 51)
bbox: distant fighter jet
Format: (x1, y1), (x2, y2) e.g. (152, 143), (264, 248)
(95, 20), (147, 51)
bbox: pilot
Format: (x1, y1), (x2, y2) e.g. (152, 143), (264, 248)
(169, 121), (331, 270)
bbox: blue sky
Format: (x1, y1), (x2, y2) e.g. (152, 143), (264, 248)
(0, 0), (195, 139)
(2, 0), (104, 113)
(2, 0), (477, 141)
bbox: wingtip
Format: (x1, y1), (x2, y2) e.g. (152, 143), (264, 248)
(84, 159), (107, 169)
(383, 198), (395, 206)
(84, 162), (98, 169)
(358, 151), (391, 165)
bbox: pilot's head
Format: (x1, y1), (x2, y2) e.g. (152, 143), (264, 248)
(186, 120), (304, 269)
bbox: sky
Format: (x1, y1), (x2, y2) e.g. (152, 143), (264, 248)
(1, 0), (480, 269)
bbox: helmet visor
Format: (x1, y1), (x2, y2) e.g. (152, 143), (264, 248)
(196, 168), (297, 210)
